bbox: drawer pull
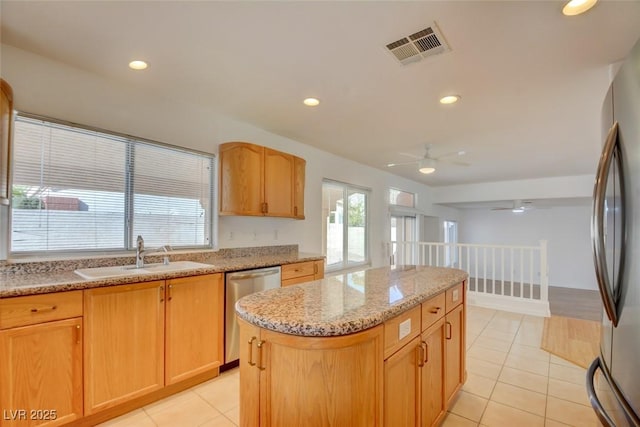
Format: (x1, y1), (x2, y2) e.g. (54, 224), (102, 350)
(75, 324), (81, 344)
(248, 337), (257, 366)
(168, 284), (173, 301)
(429, 307), (441, 314)
(446, 322), (452, 340)
(30, 305), (57, 313)
(424, 342), (429, 364)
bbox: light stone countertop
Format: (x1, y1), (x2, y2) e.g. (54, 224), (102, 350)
(235, 265), (468, 337)
(0, 250), (323, 298)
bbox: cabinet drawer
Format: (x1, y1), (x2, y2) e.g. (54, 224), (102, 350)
(421, 292), (446, 331)
(282, 275), (315, 287)
(0, 290), (83, 329)
(281, 261), (315, 280)
(445, 283), (464, 313)
(384, 305), (421, 359)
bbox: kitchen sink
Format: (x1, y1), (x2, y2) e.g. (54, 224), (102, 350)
(74, 260), (212, 280)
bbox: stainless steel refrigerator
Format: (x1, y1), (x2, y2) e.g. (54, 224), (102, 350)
(588, 37), (640, 426)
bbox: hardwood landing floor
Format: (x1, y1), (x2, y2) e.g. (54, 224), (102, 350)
(541, 316), (601, 369)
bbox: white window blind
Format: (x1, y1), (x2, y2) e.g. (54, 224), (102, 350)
(11, 115), (215, 254)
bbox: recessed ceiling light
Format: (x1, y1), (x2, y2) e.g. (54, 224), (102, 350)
(129, 60), (148, 70)
(439, 95), (460, 105)
(562, 0), (598, 16)
(303, 98), (320, 107)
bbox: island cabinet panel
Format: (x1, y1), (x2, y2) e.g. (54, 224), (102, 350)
(239, 319), (384, 427)
(0, 317), (83, 427)
(165, 274), (224, 385)
(444, 303), (465, 406)
(83, 281), (165, 414)
(219, 142), (264, 216)
(383, 335), (421, 427)
(420, 318), (446, 427)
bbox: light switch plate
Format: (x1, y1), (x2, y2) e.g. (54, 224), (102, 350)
(399, 318), (411, 340)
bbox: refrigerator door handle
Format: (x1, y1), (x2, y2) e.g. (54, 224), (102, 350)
(592, 121), (623, 327)
(587, 357), (616, 427)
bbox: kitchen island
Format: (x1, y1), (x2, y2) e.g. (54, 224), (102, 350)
(235, 265), (468, 427)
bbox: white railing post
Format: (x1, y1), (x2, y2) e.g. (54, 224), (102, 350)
(539, 239), (549, 302)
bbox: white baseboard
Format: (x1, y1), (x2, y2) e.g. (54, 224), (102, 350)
(467, 291), (551, 317)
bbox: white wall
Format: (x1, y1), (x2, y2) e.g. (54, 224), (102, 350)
(459, 203), (597, 290)
(1, 44), (461, 267)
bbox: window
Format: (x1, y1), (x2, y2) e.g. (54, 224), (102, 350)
(389, 188), (415, 208)
(11, 114), (216, 254)
(322, 180), (369, 271)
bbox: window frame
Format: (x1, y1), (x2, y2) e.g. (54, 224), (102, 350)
(322, 179), (370, 272)
(9, 112), (218, 256)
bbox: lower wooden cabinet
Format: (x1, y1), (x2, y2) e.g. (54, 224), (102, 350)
(0, 317), (83, 427)
(165, 274), (224, 384)
(421, 318), (446, 427)
(444, 303), (465, 406)
(239, 318), (384, 426)
(83, 281), (165, 414)
(383, 335), (420, 426)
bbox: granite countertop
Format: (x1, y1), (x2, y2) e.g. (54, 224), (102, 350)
(0, 249), (324, 298)
(235, 265), (468, 337)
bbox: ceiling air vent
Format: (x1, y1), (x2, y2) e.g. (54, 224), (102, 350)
(386, 23), (451, 65)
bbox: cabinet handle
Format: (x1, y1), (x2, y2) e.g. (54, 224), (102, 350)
(248, 337), (257, 366)
(159, 286), (164, 302)
(423, 341), (429, 364)
(294, 206), (298, 216)
(264, 202), (268, 213)
(446, 322), (452, 340)
(75, 324), (81, 344)
(257, 340), (266, 370)
(417, 343), (425, 368)
(429, 307), (441, 314)
(30, 305), (57, 313)
(168, 284), (173, 301)
(314, 263), (318, 275)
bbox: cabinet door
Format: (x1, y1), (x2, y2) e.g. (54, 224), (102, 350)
(84, 281), (165, 414)
(421, 318), (446, 427)
(260, 325), (384, 426)
(263, 148), (294, 217)
(165, 274), (224, 385)
(239, 318), (261, 427)
(219, 142), (264, 216)
(384, 336), (420, 427)
(313, 259), (324, 280)
(444, 304), (465, 406)
(293, 156), (306, 219)
(0, 79), (13, 203)
(0, 317), (83, 427)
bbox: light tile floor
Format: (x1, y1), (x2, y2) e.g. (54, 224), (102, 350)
(99, 306), (599, 427)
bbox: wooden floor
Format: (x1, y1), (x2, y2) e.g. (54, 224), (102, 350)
(541, 315), (601, 369)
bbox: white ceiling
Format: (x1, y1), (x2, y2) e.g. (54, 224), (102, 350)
(2, 1), (640, 187)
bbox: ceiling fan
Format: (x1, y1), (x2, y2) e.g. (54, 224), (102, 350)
(491, 200), (534, 213)
(386, 145), (469, 174)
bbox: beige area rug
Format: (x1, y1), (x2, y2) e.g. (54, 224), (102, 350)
(540, 315), (601, 369)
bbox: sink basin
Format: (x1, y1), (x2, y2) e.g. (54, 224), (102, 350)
(75, 261), (211, 280)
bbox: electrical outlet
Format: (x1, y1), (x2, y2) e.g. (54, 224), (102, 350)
(399, 318), (411, 340)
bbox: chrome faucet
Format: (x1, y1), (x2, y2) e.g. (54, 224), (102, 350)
(135, 235), (172, 268)
(136, 235), (146, 268)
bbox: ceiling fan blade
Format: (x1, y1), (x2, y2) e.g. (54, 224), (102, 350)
(398, 152), (423, 160)
(386, 160), (419, 167)
(434, 150), (466, 160)
(442, 160), (471, 167)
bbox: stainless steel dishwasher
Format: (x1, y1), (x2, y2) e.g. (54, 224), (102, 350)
(225, 266), (281, 364)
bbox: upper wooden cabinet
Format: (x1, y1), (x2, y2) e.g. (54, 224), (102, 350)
(1, 79), (14, 205)
(219, 142), (305, 219)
